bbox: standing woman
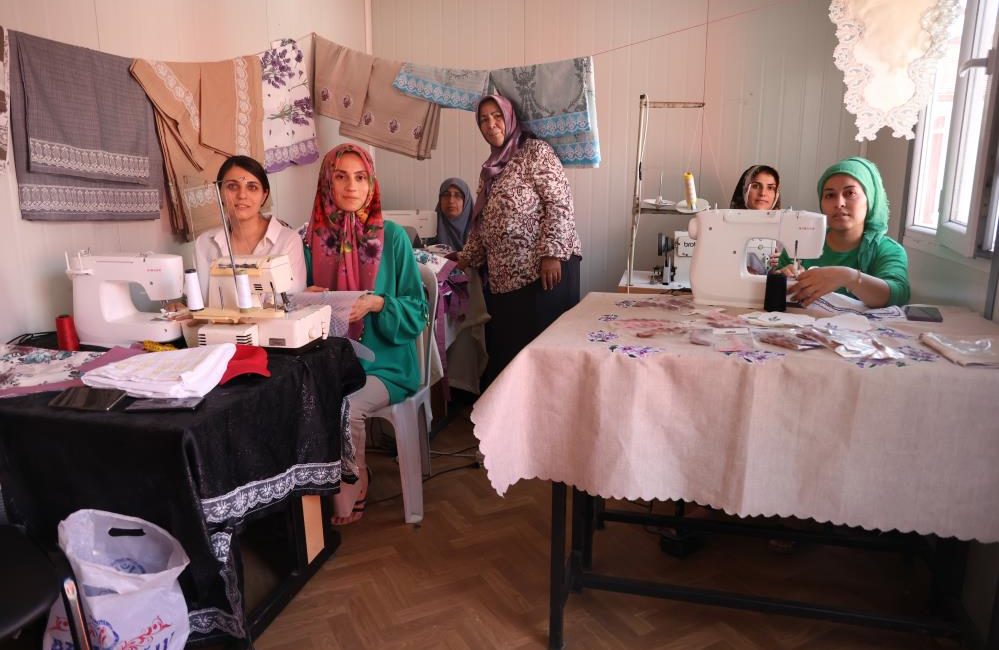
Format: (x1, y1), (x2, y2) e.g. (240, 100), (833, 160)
(781, 156), (910, 307)
(305, 143), (426, 525)
(434, 177), (473, 251)
(194, 155), (307, 303)
(457, 94), (582, 385)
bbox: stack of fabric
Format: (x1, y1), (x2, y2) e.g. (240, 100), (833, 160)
(82, 344), (237, 398)
(314, 36), (440, 160)
(8, 31), (165, 222)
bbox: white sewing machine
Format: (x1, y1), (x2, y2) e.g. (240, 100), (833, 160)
(687, 209), (826, 308)
(192, 254), (331, 350)
(67, 252), (184, 347)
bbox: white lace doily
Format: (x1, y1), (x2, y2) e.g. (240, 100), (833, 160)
(830, 0), (963, 141)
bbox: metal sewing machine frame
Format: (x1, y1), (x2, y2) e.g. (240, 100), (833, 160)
(626, 94), (705, 293)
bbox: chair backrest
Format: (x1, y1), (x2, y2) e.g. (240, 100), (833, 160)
(416, 263), (440, 388)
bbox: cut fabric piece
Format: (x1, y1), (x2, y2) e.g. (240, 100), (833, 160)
(488, 57), (592, 138)
(259, 38), (319, 172)
(392, 62), (489, 111)
(0, 26), (9, 173)
(339, 58), (441, 160)
(9, 32), (163, 221)
(17, 31), (154, 185)
(489, 56), (600, 168)
(131, 56), (264, 239)
(830, 0), (963, 141)
(313, 36), (373, 126)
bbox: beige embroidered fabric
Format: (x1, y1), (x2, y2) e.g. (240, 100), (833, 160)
(339, 58), (440, 160)
(131, 57), (264, 239)
(472, 292), (999, 542)
(313, 36), (373, 126)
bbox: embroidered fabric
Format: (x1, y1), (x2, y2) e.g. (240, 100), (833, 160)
(233, 57), (251, 155)
(0, 26), (9, 174)
(29, 138), (150, 180)
(19, 184), (160, 214)
(829, 0), (963, 141)
(392, 62), (489, 111)
(150, 60), (200, 131)
(200, 461), (342, 524)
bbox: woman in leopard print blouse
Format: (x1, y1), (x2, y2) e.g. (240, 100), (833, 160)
(457, 94), (582, 387)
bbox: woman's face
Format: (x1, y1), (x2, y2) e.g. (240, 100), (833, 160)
(439, 185), (465, 220)
(746, 172), (778, 210)
(332, 152), (370, 213)
(478, 100), (506, 147)
(221, 165), (267, 223)
(821, 174), (868, 235)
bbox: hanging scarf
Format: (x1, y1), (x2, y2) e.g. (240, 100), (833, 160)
(471, 93), (531, 222)
(306, 143), (384, 339)
(435, 177), (472, 251)
(816, 156), (889, 274)
(729, 164), (782, 210)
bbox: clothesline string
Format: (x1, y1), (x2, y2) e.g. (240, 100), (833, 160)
(275, 0), (794, 68)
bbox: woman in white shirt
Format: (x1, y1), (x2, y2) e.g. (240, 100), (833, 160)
(194, 155), (306, 303)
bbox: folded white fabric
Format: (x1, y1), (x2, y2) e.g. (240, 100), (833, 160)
(82, 344), (236, 398)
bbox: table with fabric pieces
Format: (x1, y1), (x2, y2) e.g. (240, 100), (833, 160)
(469, 291), (999, 648)
(414, 248), (490, 396)
(0, 337), (365, 643)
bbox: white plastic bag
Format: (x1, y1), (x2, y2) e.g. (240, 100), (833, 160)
(42, 509), (190, 650)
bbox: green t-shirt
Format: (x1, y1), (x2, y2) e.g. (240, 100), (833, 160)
(778, 236), (910, 306)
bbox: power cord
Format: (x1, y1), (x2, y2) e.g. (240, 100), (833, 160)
(366, 460), (481, 506)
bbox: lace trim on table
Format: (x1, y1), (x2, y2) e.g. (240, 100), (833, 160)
(200, 462), (342, 524)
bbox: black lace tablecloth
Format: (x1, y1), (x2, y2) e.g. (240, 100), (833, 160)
(0, 337), (365, 638)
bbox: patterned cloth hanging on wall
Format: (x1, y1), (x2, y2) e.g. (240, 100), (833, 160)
(0, 27), (9, 174)
(314, 36), (441, 160)
(9, 31), (164, 221)
(131, 55), (265, 239)
(829, 0), (963, 141)
(258, 38), (319, 172)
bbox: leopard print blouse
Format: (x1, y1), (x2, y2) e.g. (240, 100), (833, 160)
(458, 138), (582, 294)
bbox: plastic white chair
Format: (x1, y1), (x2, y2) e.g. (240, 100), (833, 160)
(369, 262), (438, 524)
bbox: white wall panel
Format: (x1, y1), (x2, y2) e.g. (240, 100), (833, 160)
(370, 0), (860, 291)
(0, 0), (367, 342)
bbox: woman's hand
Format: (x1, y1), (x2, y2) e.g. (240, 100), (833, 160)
(349, 293), (385, 322)
(786, 266), (853, 306)
(540, 257), (562, 290)
(778, 261), (803, 277)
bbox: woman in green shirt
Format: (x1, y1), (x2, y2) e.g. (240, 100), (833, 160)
(305, 144), (427, 525)
(781, 156), (910, 307)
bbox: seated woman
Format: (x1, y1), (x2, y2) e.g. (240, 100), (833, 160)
(780, 156), (910, 308)
(305, 143), (426, 525)
(730, 164), (781, 211)
(194, 155), (306, 304)
(433, 177), (473, 251)
(731, 164), (781, 274)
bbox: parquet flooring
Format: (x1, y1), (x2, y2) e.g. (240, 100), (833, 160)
(255, 404), (964, 650)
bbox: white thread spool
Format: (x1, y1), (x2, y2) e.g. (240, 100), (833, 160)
(683, 171), (698, 208)
(235, 270), (253, 312)
(184, 269), (204, 311)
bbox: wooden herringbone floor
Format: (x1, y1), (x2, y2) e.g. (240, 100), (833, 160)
(254, 404), (962, 650)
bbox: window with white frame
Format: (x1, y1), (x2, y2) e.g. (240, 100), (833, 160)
(907, 0), (999, 256)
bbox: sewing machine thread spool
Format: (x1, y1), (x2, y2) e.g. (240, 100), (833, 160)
(184, 269), (204, 311)
(235, 270), (253, 312)
(55, 314), (80, 351)
(683, 171), (697, 207)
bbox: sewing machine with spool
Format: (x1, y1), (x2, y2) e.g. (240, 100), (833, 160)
(67, 251), (185, 347)
(191, 254), (331, 350)
(687, 208), (826, 308)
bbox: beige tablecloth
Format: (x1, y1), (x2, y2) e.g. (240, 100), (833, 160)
(471, 292), (999, 542)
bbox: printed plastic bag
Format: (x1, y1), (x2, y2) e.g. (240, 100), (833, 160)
(42, 509), (190, 650)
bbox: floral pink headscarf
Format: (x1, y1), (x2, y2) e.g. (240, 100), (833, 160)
(306, 144), (384, 337)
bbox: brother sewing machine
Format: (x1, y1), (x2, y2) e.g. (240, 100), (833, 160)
(192, 254), (331, 350)
(687, 208), (826, 308)
(67, 252), (185, 347)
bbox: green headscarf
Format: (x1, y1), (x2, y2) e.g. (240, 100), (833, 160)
(816, 156), (888, 274)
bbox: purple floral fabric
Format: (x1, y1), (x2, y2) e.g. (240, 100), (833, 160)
(258, 39), (318, 172)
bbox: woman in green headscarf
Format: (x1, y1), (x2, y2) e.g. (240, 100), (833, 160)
(780, 156), (910, 307)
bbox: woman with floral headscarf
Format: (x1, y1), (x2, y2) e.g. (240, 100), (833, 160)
(779, 156), (910, 307)
(305, 143), (426, 525)
(456, 94), (582, 386)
